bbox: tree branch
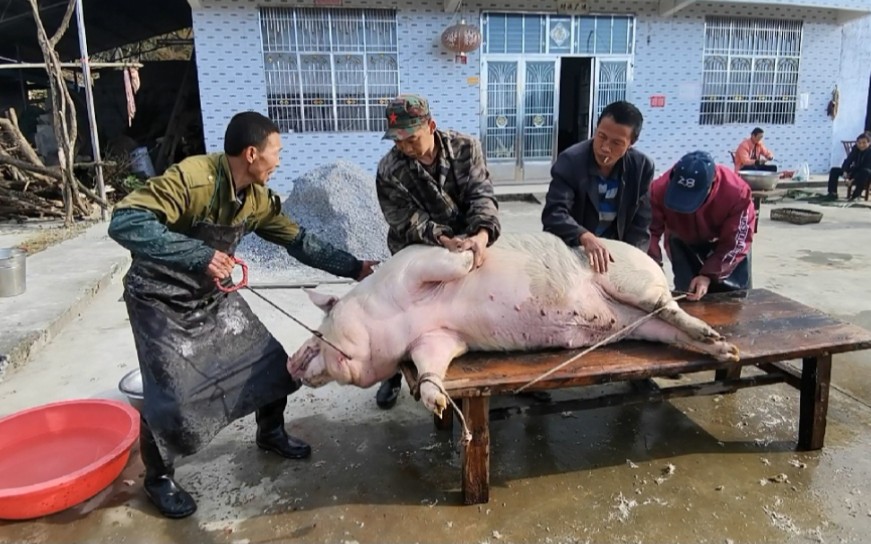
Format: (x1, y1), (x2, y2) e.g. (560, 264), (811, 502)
(0, 114), (47, 168)
(50, 0), (78, 48)
(0, 153), (62, 180)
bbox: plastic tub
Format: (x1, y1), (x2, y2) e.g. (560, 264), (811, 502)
(0, 399), (140, 520)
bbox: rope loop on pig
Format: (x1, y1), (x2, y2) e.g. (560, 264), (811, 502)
(416, 372), (473, 448)
(515, 294), (689, 394)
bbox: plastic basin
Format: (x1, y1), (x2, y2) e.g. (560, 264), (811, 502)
(0, 399), (140, 520)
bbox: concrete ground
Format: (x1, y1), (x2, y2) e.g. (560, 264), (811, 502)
(1, 198), (871, 544)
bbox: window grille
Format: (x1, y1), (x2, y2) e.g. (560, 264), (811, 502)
(260, 8), (399, 133)
(483, 13), (634, 56)
(700, 17), (802, 125)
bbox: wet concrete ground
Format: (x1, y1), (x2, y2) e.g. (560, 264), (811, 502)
(1, 199), (871, 544)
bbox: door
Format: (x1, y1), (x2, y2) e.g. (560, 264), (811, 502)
(482, 59), (557, 184)
(593, 59), (630, 120)
(557, 57), (594, 154)
(865, 72), (871, 134)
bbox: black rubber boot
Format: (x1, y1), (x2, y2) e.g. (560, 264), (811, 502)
(140, 418), (197, 519)
(255, 397), (312, 459)
(375, 372), (402, 409)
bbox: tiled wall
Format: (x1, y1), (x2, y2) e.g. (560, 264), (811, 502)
(831, 14), (871, 161)
(630, 1), (842, 173)
(193, 0), (479, 193)
(738, 0), (870, 9)
(192, 0), (854, 193)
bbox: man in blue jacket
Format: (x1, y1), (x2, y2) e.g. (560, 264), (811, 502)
(542, 101), (654, 273)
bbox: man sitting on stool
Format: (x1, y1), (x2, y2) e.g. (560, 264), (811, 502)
(734, 127), (776, 172)
(649, 151), (755, 301)
(826, 132), (871, 201)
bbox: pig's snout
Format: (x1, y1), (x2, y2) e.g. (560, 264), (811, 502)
(287, 355), (303, 378)
(287, 342), (319, 378)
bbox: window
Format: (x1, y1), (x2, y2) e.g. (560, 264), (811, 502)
(484, 13), (634, 55)
(260, 8), (399, 133)
(700, 17), (802, 125)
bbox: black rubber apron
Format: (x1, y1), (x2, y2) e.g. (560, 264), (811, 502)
(123, 171), (298, 459)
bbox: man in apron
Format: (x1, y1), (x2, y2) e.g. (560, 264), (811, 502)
(108, 112), (377, 518)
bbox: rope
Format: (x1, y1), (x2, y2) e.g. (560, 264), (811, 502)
(417, 372), (472, 448)
(514, 294), (689, 394)
(244, 286), (351, 360)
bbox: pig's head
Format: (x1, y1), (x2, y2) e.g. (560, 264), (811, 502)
(287, 290), (377, 388)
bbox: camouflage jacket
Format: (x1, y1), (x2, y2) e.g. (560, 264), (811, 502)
(376, 130), (501, 254)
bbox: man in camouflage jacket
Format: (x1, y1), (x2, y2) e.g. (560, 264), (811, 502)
(373, 93), (501, 409)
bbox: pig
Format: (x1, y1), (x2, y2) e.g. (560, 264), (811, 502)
(288, 232), (739, 417)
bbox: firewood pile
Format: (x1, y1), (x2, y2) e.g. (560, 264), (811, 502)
(0, 108), (109, 221)
(0, 108), (67, 220)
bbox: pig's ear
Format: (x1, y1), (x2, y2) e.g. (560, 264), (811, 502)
(305, 289), (339, 313)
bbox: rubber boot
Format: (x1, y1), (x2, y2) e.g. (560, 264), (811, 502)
(375, 372), (402, 409)
(140, 418), (197, 519)
(255, 397), (312, 459)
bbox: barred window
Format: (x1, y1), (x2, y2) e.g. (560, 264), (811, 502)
(700, 17), (802, 126)
(260, 8), (399, 133)
(484, 13), (634, 55)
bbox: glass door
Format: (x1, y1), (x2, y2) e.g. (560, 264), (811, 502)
(482, 58), (557, 183)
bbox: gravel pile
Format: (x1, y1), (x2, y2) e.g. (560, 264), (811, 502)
(236, 160), (390, 284)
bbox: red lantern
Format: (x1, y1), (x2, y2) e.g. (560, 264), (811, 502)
(441, 19), (482, 64)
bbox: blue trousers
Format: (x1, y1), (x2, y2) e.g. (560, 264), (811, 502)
(668, 237), (752, 293)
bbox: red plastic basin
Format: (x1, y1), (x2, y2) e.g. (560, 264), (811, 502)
(0, 399), (140, 520)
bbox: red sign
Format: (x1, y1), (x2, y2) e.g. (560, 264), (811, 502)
(650, 95), (666, 108)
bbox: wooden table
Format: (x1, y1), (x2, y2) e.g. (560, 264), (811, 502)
(400, 289), (871, 505)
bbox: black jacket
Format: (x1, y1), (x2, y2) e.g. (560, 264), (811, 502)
(842, 145), (871, 180)
(542, 140), (654, 250)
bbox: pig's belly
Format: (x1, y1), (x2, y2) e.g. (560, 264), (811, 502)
(447, 287), (622, 352)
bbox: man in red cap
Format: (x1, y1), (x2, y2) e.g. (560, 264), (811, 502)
(648, 151), (755, 301)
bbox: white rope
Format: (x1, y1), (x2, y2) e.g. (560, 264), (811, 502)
(418, 374), (473, 448)
(514, 294), (689, 394)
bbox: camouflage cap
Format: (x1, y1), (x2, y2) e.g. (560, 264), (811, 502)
(382, 94), (431, 141)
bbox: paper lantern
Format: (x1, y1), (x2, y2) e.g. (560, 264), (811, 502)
(441, 19), (482, 64)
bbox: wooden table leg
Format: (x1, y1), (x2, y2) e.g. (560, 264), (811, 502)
(798, 354), (832, 451)
(715, 366), (742, 382)
(461, 396), (490, 505)
(752, 195), (762, 234)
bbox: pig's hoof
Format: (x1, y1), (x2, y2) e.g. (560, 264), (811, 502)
(420, 382), (448, 417)
(433, 395), (448, 418)
(713, 341), (740, 362)
(696, 327), (723, 343)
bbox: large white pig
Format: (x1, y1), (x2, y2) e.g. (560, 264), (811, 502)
(288, 232), (739, 416)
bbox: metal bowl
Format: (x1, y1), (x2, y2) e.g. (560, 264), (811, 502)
(118, 369), (144, 412)
(739, 170), (780, 191)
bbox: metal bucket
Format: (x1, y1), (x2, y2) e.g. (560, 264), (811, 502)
(0, 248), (26, 298)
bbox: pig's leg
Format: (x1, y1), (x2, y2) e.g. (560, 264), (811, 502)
(631, 317), (739, 363)
(410, 331), (468, 417)
(597, 265), (722, 344)
(407, 248), (474, 284)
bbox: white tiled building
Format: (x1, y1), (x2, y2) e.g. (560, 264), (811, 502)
(187, 0), (871, 193)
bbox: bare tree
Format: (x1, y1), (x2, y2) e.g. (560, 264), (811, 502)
(27, 0), (90, 223)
